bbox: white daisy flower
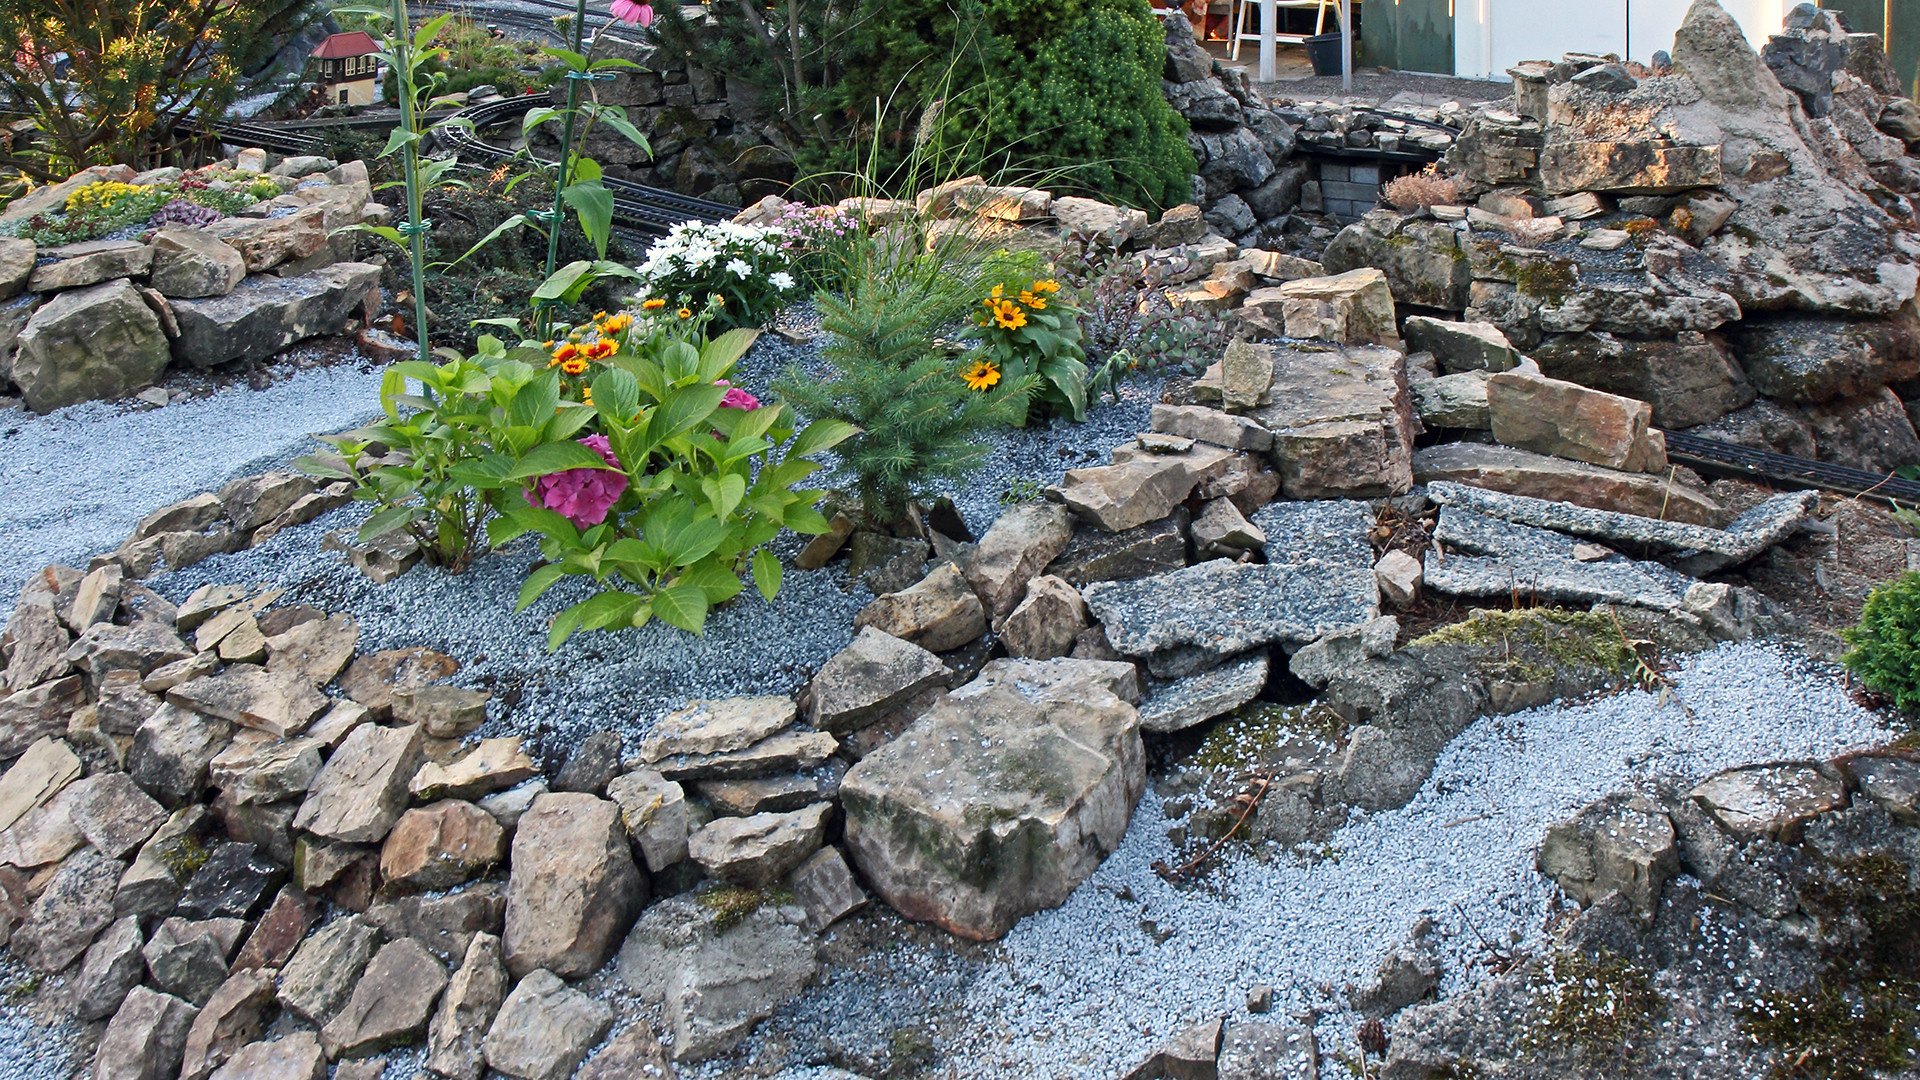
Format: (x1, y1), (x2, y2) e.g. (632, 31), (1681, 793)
(768, 271), (795, 290)
(726, 257), (753, 278)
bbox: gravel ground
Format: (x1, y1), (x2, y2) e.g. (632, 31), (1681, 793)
(0, 357), (384, 624)
(695, 641), (1896, 1079)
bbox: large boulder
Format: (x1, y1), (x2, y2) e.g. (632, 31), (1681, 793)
(502, 792), (645, 979)
(1531, 331), (1755, 428)
(1321, 211), (1474, 311)
(840, 658), (1145, 940)
(148, 229), (247, 299)
(12, 278), (170, 413)
(168, 262), (381, 368)
(1802, 386), (1920, 474)
(1486, 371), (1662, 472)
(1245, 343), (1415, 499)
(1728, 307), (1920, 403)
(962, 502), (1075, 619)
(27, 239), (153, 292)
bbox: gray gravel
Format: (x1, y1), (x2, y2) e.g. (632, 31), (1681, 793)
(713, 641), (1892, 1078)
(0, 360), (383, 623)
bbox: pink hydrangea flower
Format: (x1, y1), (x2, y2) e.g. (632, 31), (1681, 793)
(528, 435), (629, 528)
(715, 380), (761, 410)
(610, 0), (653, 25)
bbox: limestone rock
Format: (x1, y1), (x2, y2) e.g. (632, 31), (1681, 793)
(1052, 195), (1149, 243)
(1538, 795), (1679, 918)
(963, 502), (1076, 619)
(320, 937), (448, 1059)
(483, 969), (613, 1080)
(149, 229), (246, 299)
(167, 665), (331, 738)
(425, 932), (508, 1080)
(391, 685), (490, 740)
(379, 800), (505, 891)
(1139, 651), (1269, 733)
(805, 627), (950, 735)
(1150, 403), (1272, 452)
(142, 917), (235, 1006)
(66, 771), (167, 858)
(1844, 755), (1919, 826)
(853, 563), (988, 653)
(205, 1033), (326, 1080)
(790, 846), (868, 931)
(202, 206), (326, 273)
(0, 782), (84, 869)
(169, 262), (382, 367)
(841, 658), (1145, 940)
(13, 278), (169, 413)
(0, 736), (81, 834)
(646, 727), (838, 781)
(615, 894), (818, 1061)
(1532, 330), (1754, 429)
(1403, 316), (1518, 373)
(28, 239), (152, 291)
(93, 986), (198, 1080)
(0, 676), (85, 761)
(997, 574), (1089, 660)
(74, 914), (147, 1021)
(3, 598), (71, 692)
(1277, 267), (1398, 344)
(1321, 211), (1473, 311)
(1537, 140), (1722, 195)
(12, 847), (124, 970)
(1375, 549), (1424, 608)
(1251, 343), (1415, 499)
(292, 722), (424, 843)
(1191, 498), (1265, 556)
(177, 968), (278, 1080)
(276, 913), (380, 1024)
(687, 802), (831, 887)
(1690, 763), (1846, 843)
(605, 768), (688, 872)
(503, 792), (646, 979)
(1412, 442), (1723, 526)
(208, 732), (322, 806)
(263, 613), (357, 685)
(1044, 510), (1189, 586)
(1411, 371), (1492, 430)
(1487, 371), (1660, 472)
(129, 704), (234, 808)
(0, 236), (33, 298)
(410, 737), (539, 801)
(1086, 556), (1378, 661)
(638, 695), (794, 763)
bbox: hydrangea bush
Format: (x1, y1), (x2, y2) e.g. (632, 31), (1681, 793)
(632, 220), (801, 331)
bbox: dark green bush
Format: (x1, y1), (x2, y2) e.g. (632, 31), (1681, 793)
(1842, 571), (1920, 713)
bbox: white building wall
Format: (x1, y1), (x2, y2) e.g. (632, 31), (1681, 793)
(1455, 0), (1792, 79)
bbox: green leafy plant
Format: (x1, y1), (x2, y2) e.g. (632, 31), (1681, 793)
(489, 319), (855, 644)
(961, 272), (1088, 423)
(774, 223), (1037, 526)
(1842, 571), (1920, 713)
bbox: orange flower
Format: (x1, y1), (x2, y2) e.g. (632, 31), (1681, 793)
(583, 339), (617, 361)
(677, 307), (692, 319)
(1033, 279), (1060, 294)
(561, 358), (589, 375)
(599, 313), (633, 334)
(593, 310), (608, 321)
(549, 342), (580, 369)
(642, 298), (667, 310)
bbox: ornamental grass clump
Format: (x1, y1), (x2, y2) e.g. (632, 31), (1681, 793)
(1842, 571), (1920, 716)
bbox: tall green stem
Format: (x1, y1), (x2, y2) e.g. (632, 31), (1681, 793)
(538, 0), (591, 340)
(393, 0), (431, 362)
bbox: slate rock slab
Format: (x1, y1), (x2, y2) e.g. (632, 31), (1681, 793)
(1139, 651), (1270, 733)
(1086, 559), (1378, 659)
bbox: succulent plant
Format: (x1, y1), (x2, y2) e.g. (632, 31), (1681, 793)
(146, 199), (224, 230)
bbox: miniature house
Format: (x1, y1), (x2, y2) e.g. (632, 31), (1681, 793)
(312, 31), (381, 107)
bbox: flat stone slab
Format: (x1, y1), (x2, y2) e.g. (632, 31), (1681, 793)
(1086, 558), (1379, 658)
(1249, 499), (1376, 568)
(1427, 480), (1814, 562)
(636, 697), (796, 763)
(1690, 763), (1848, 843)
(1138, 652), (1269, 733)
(1413, 441), (1723, 525)
(1429, 508), (1697, 610)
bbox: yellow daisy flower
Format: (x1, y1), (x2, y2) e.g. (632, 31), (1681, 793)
(642, 298), (667, 310)
(993, 300), (1026, 330)
(961, 358), (1002, 391)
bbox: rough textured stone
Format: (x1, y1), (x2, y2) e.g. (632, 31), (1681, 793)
(1250, 343), (1415, 499)
(93, 986), (198, 1080)
(697, 761), (845, 818)
(175, 841), (284, 920)
(379, 800), (505, 891)
(1403, 317), (1518, 373)
(65, 771), (167, 858)
(1321, 211), (1473, 311)
(1151, 403), (1272, 451)
(115, 806), (211, 918)
(638, 696), (794, 763)
(605, 768), (688, 872)
(688, 802), (831, 887)
(1412, 442), (1723, 526)
(338, 647), (459, 718)
(1375, 549), (1424, 608)
(320, 937), (448, 1059)
(201, 206), (326, 274)
(142, 917), (236, 1006)
(964, 502), (1076, 618)
(292, 722), (424, 843)
(1139, 652), (1269, 733)
(74, 914), (147, 1021)
(410, 737), (539, 801)
(997, 574), (1089, 660)
(1191, 498), (1265, 556)
(177, 969), (278, 1080)
(208, 732), (322, 806)
(392, 685), (491, 740)
(1410, 371), (1492, 430)
(841, 659), (1145, 940)
(1087, 557), (1377, 661)
(1427, 480), (1812, 565)
(615, 894), (818, 1062)
(205, 1033), (326, 1080)
(1045, 510), (1189, 586)
(1487, 371), (1659, 472)
(1429, 508), (1698, 611)
(646, 727), (838, 781)
(1532, 330), (1755, 429)
(806, 627), (950, 735)
(12, 847), (123, 970)
(149, 229), (246, 299)
(0, 736), (81, 834)
(1536, 140), (1721, 195)
(1215, 1019), (1317, 1080)
(127, 704), (233, 809)
(853, 562), (988, 652)
(503, 792), (645, 979)
(230, 885), (319, 971)
(275, 913), (380, 1024)
(262, 613), (356, 685)
(1843, 755), (1919, 825)
(1049, 443), (1235, 532)
(1803, 386), (1920, 475)
(13, 278), (169, 413)
(483, 969), (613, 1080)
(572, 1027), (674, 1080)
(0, 675), (85, 761)
(790, 846), (868, 931)
(28, 239), (152, 291)
(168, 665), (331, 739)
(1538, 795), (1679, 918)
(0, 782), (84, 869)
(1277, 268), (1397, 344)
(1690, 763), (1847, 843)
(1731, 309), (1920, 404)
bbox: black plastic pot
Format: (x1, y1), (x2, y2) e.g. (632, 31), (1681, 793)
(1306, 31), (1344, 76)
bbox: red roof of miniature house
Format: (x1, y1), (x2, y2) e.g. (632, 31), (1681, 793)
(312, 32), (379, 59)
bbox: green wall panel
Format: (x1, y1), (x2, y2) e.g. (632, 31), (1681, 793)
(1357, 0), (1454, 74)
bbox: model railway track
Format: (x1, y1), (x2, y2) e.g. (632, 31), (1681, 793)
(1662, 430), (1920, 506)
(432, 95), (738, 234)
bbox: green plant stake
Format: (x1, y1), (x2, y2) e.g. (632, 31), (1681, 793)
(392, 0), (431, 362)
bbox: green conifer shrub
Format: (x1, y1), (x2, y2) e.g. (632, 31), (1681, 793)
(1843, 571), (1920, 714)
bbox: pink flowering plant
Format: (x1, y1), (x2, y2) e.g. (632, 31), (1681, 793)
(489, 318), (855, 644)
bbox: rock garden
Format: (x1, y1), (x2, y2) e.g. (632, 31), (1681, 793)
(2, 1), (1920, 1079)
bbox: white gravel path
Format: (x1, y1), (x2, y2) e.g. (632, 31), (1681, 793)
(0, 364), (383, 622)
(737, 641), (1896, 1078)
